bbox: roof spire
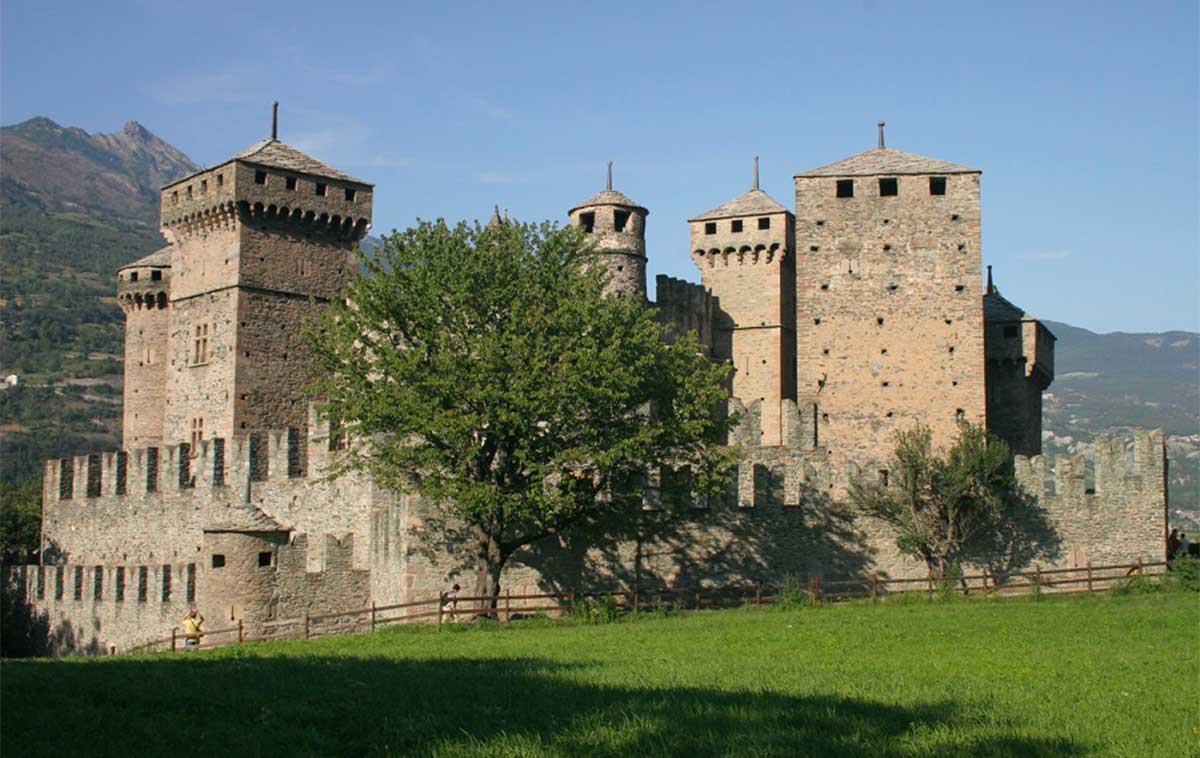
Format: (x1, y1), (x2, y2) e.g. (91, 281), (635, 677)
(987, 265), (994, 295)
(753, 156), (760, 190)
(877, 120), (885, 149)
(606, 161), (613, 191)
(271, 101), (279, 141)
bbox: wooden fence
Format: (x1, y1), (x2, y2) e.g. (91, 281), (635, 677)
(124, 559), (1167, 655)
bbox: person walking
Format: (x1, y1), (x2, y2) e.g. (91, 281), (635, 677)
(440, 583), (461, 622)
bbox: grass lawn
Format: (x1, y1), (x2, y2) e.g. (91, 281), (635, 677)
(2, 592), (1196, 757)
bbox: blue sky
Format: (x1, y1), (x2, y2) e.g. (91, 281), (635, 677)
(2, 0), (1196, 333)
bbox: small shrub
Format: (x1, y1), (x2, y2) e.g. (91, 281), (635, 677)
(571, 594), (621, 625)
(1111, 574), (1161, 596)
(777, 575), (812, 610)
(1166, 556), (1200, 593)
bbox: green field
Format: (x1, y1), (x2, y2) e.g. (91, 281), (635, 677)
(2, 592), (1196, 757)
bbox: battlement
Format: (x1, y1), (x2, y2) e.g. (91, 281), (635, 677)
(43, 406), (345, 508)
(1013, 429), (1165, 499)
(11, 559), (199, 607)
(655, 274), (714, 349)
(692, 244), (789, 268)
(727, 397), (816, 450)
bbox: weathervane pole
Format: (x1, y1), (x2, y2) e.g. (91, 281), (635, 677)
(271, 101), (279, 141)
(606, 161), (612, 191)
(754, 156), (760, 190)
(877, 120), (885, 149)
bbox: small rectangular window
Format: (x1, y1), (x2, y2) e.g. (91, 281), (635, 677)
(929, 177), (947, 195)
(757, 217), (770, 230)
(731, 220), (743, 233)
(613, 209), (630, 232)
(186, 563), (196, 603)
(211, 554), (226, 569)
(258, 552), (272, 567)
(200, 179), (208, 193)
(315, 182), (327, 196)
(879, 178), (898, 196)
(836, 179), (854, 198)
(254, 170), (267, 185)
(1003, 325), (1019, 338)
(171, 191), (178, 204)
(36, 566), (45, 600)
(186, 185), (193, 198)
(93, 567), (103, 601)
(74, 566), (83, 601)
(55, 566), (64, 600)
(216, 173), (224, 187)
(704, 222), (717, 235)
(579, 212), (595, 233)
(129, 271), (138, 282)
(151, 270), (162, 281)
(115, 567), (125, 602)
(162, 565), (172, 602)
(285, 176), (297, 191)
(344, 188), (357, 202)
(138, 566), (148, 603)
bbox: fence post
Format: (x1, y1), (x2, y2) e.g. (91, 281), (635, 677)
(927, 570), (934, 599)
(566, 590), (575, 617)
(632, 588), (639, 619)
(170, 628), (176, 653)
(1086, 561), (1093, 592)
(371, 602), (376, 633)
(812, 576), (822, 604)
(303, 612), (310, 639)
(695, 586), (702, 610)
(1034, 565), (1042, 599)
(438, 600), (444, 625)
(869, 572), (878, 602)
(981, 567), (988, 592)
(1137, 558), (1144, 576)
(755, 579), (762, 609)
(505, 591), (511, 623)
(238, 618), (243, 644)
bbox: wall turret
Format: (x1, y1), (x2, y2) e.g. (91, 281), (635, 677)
(568, 163), (647, 299)
(117, 248), (172, 448)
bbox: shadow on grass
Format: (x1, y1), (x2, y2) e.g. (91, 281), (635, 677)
(2, 653), (1085, 758)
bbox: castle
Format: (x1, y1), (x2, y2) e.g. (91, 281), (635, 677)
(11, 123), (1166, 654)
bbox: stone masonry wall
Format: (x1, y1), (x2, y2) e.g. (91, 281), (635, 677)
(118, 268), (170, 448)
(794, 172), (986, 465)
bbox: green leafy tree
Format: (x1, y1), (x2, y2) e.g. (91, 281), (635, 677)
(308, 219), (737, 605)
(848, 421), (1026, 579)
(0, 479), (42, 563)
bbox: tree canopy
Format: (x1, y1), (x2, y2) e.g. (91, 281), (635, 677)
(848, 422), (1032, 580)
(307, 219), (737, 602)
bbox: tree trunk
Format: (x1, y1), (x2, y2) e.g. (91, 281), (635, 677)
(473, 532), (504, 618)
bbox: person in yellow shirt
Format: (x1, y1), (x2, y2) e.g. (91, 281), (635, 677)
(181, 607), (204, 648)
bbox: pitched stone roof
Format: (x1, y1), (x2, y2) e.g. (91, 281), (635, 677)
(983, 290), (1028, 322)
(796, 148), (978, 178)
(689, 189), (789, 222)
(117, 245), (173, 271)
(203, 506), (290, 534)
(569, 189), (647, 214)
(233, 139), (370, 185)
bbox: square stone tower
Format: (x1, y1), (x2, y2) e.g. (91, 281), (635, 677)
(793, 136), (985, 462)
(156, 138), (372, 447)
(689, 168), (796, 446)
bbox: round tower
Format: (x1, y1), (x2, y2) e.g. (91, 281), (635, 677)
(567, 163), (647, 299)
(116, 248), (172, 449)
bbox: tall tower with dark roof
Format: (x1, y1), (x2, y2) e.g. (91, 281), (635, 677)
(145, 132), (373, 448)
(567, 165), (647, 299)
(689, 163), (796, 445)
(792, 137), (984, 462)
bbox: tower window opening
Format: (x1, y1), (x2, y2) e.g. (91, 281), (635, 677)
(731, 220), (743, 233)
(171, 191), (178, 204)
(345, 188), (357, 202)
(614, 209), (630, 232)
(129, 271), (138, 282)
(161, 566), (172, 602)
(186, 185), (193, 198)
(955, 285), (966, 292)
(216, 173), (224, 187)
(315, 182), (328, 196)
(285, 176), (297, 191)
(879, 178), (898, 196)
(151, 270), (162, 281)
(137, 566), (148, 602)
(115, 567), (125, 602)
(758, 217), (770, 230)
(254, 171), (267, 185)
(258, 552), (272, 567)
(190, 417), (204, 452)
(211, 554), (226, 569)
(836, 179), (854, 198)
(704, 222), (717, 235)
(580, 212), (595, 233)
(930, 177), (947, 195)
(93, 567), (103, 600)
(200, 179), (208, 193)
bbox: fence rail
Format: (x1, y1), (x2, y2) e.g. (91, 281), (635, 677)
(122, 559), (1167, 655)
